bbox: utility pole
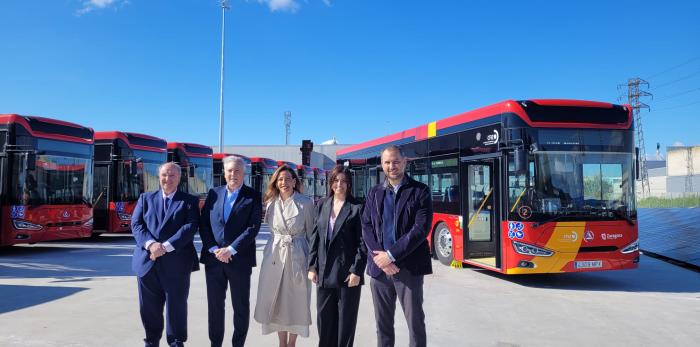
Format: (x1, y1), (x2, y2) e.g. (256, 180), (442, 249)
(218, 0), (230, 153)
(619, 78), (652, 198)
(284, 111), (291, 145)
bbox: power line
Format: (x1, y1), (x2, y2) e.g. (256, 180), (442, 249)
(653, 68), (700, 90)
(646, 54), (700, 81)
(655, 86), (700, 102)
(654, 99), (700, 111)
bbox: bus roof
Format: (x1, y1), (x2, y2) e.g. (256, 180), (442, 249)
(298, 165), (314, 174)
(95, 131), (167, 152)
(251, 157), (278, 168)
(277, 161), (298, 170)
(213, 153), (252, 164)
(336, 99), (631, 158)
(0, 114), (94, 144)
(167, 142), (213, 158)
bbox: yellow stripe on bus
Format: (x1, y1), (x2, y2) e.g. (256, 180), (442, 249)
(428, 121), (437, 138)
(507, 222), (585, 274)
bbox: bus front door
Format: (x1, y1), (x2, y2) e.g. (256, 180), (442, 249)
(461, 158), (500, 269)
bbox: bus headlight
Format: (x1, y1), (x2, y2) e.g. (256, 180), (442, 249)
(84, 218), (93, 227)
(13, 219), (43, 230)
(512, 240), (554, 257)
(118, 213), (132, 221)
(621, 239), (639, 254)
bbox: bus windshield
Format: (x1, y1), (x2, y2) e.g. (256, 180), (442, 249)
(509, 151), (635, 221)
(188, 157), (213, 196)
(116, 161), (141, 201)
(12, 153), (93, 206)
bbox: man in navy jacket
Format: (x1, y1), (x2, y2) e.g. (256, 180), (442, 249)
(361, 145), (433, 347)
(131, 162), (200, 347)
(199, 156), (262, 347)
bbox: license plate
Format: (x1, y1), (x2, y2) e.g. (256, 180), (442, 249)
(575, 260), (603, 269)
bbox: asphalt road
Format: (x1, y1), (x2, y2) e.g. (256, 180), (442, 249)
(0, 227), (699, 347)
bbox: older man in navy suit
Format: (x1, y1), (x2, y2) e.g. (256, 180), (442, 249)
(200, 156), (262, 347)
(131, 162), (200, 347)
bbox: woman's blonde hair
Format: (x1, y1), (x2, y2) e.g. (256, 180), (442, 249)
(263, 165), (301, 204)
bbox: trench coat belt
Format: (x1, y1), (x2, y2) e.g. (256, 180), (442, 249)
(277, 234), (303, 247)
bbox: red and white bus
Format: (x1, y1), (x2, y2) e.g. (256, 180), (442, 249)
(93, 132), (167, 233)
(337, 99), (639, 274)
(213, 153), (252, 188)
(0, 114), (94, 246)
(251, 157), (278, 195)
(167, 142), (213, 208)
(298, 165), (315, 200)
(313, 167), (328, 203)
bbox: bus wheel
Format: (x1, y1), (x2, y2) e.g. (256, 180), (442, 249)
(434, 223), (453, 266)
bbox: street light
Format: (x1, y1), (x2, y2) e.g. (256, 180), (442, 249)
(218, 0), (230, 153)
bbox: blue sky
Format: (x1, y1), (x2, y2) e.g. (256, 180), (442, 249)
(1, 0), (699, 155)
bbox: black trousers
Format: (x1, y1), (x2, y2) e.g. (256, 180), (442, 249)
(316, 285), (362, 347)
(205, 264), (252, 347)
(369, 270), (426, 347)
(137, 262), (191, 347)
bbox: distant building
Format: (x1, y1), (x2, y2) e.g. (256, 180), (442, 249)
(642, 145), (700, 197)
(221, 143), (351, 170)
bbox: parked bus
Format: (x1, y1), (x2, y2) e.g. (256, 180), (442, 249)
(167, 142), (213, 207)
(313, 167), (327, 202)
(298, 165), (315, 200)
(0, 114), (94, 246)
(213, 153), (251, 187)
(337, 99), (639, 274)
(93, 131), (167, 234)
(250, 157), (277, 194)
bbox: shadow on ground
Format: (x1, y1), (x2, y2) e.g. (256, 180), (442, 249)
(0, 284), (87, 314)
(0, 234), (135, 279)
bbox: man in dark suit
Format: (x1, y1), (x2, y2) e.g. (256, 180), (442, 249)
(200, 156), (262, 347)
(131, 162), (200, 347)
(361, 145), (433, 347)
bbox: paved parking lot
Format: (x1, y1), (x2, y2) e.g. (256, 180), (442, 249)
(1, 228), (699, 347)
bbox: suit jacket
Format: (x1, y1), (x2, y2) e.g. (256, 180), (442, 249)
(199, 184), (262, 269)
(131, 190), (200, 278)
(361, 175), (433, 278)
(308, 196), (367, 288)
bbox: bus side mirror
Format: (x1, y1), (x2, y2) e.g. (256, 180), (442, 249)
(27, 152), (36, 171)
(635, 147), (640, 181)
(514, 146), (528, 175)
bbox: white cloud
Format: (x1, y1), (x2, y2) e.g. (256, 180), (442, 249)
(76, 0), (129, 16)
(257, 0), (300, 13)
(254, 0), (331, 13)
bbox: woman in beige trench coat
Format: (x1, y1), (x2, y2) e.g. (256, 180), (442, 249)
(254, 165), (313, 347)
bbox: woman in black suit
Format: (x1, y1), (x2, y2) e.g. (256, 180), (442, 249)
(307, 165), (367, 347)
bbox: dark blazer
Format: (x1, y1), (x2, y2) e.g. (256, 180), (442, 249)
(199, 184), (262, 269)
(309, 196), (367, 288)
(361, 175), (433, 278)
(131, 190), (200, 278)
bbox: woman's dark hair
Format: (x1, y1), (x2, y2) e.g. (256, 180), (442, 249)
(327, 165), (353, 198)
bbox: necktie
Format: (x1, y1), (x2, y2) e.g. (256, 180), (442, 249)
(224, 193), (234, 222)
(163, 197), (171, 220)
